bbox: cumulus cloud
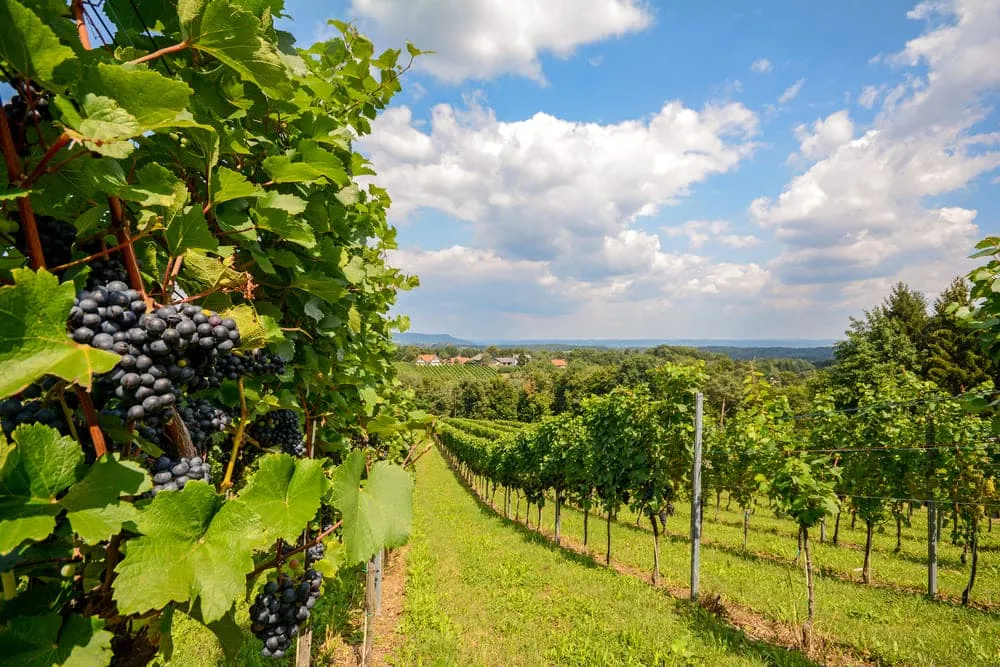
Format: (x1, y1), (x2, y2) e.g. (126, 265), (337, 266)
(791, 110), (855, 162)
(778, 78), (806, 104)
(752, 0), (1000, 293)
(362, 97), (759, 271)
(751, 58), (773, 73)
(663, 220), (760, 249)
(345, 0), (652, 83)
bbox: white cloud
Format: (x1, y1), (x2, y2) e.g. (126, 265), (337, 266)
(752, 0), (1000, 294)
(663, 220), (760, 249)
(361, 97), (759, 272)
(751, 58), (772, 73)
(778, 78), (806, 104)
(858, 85), (880, 109)
(792, 110), (855, 162)
(345, 0), (652, 83)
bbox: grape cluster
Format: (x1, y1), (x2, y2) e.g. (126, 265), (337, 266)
(249, 409), (305, 457)
(177, 400), (231, 449)
(249, 570), (322, 659)
(69, 280), (242, 421)
(305, 541), (326, 564)
(214, 350), (287, 382)
(13, 215), (76, 269)
(86, 257), (129, 289)
(3, 81), (52, 156)
(149, 455), (211, 495)
(0, 395), (67, 438)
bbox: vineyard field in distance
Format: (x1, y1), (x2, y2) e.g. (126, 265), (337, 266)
(394, 361), (500, 381)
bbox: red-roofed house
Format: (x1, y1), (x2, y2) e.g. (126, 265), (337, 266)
(415, 354), (441, 366)
(550, 359), (568, 368)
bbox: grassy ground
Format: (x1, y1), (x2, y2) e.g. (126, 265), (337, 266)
(387, 446), (812, 666)
(504, 490), (1000, 666)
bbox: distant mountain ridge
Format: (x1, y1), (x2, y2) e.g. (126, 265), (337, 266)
(394, 332), (838, 349)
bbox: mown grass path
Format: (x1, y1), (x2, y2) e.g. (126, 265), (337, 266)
(387, 446), (814, 666)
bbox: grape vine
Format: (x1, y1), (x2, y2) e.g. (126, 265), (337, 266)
(0, 2), (425, 664)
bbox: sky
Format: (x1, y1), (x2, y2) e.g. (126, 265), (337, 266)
(278, 0), (1000, 341)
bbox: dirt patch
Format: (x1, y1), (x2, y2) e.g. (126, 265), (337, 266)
(369, 546), (409, 666)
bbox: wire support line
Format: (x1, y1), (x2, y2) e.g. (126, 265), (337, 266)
(837, 493), (1000, 511)
(785, 440), (1000, 455)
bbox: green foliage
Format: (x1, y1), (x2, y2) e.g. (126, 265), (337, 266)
(758, 455), (839, 529)
(0, 2), (422, 663)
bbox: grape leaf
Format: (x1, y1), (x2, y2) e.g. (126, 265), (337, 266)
(0, 269), (120, 398)
(166, 206), (219, 254)
(0, 613), (113, 667)
(189, 0), (292, 98)
(237, 453), (326, 543)
(0, 425), (84, 555)
(181, 250), (250, 291)
(258, 191), (307, 214)
(291, 275), (346, 303)
(212, 166), (263, 204)
(60, 455), (150, 544)
(79, 63), (194, 131)
(114, 481), (264, 623)
(329, 451), (413, 565)
(219, 304), (284, 350)
(262, 143), (349, 185)
(74, 94), (140, 158)
(0, 0), (78, 88)
(252, 208), (316, 248)
(121, 164), (188, 210)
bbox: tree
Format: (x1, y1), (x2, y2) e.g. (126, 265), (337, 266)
(925, 277), (994, 393)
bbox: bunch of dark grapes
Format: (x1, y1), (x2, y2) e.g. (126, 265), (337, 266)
(177, 399), (230, 449)
(249, 570), (322, 659)
(69, 280), (241, 421)
(305, 541), (325, 564)
(12, 215), (76, 269)
(3, 81), (52, 156)
(149, 455), (211, 495)
(0, 396), (67, 438)
(85, 257), (129, 289)
(249, 409), (305, 457)
(214, 350), (287, 382)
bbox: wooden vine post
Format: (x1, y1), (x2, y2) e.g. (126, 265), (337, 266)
(689, 392), (703, 600)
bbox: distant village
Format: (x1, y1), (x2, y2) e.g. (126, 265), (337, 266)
(412, 353), (568, 368)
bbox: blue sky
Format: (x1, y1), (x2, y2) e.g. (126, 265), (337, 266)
(279, 0), (1000, 340)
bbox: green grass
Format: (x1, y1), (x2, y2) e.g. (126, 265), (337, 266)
(513, 493), (1000, 666)
(389, 447), (813, 666)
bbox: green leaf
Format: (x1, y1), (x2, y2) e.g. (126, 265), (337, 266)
(252, 208), (315, 248)
(262, 142), (349, 185)
(342, 255), (366, 284)
(79, 63), (194, 131)
(114, 482), (264, 623)
(238, 453), (326, 543)
(0, 613), (113, 667)
(74, 94), (140, 158)
(0, 269), (120, 398)
(212, 167), (263, 204)
(181, 250), (250, 291)
(60, 455), (150, 544)
(190, 0), (292, 98)
(0, 0), (78, 88)
(166, 207), (219, 254)
(121, 164), (188, 210)
(219, 304), (283, 349)
(258, 191), (307, 214)
(329, 451), (413, 565)
(0, 425), (84, 555)
(0, 188), (31, 201)
(291, 275), (345, 303)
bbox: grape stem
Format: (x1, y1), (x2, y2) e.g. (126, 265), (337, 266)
(57, 393), (82, 444)
(47, 231), (152, 273)
(71, 0), (92, 50)
(165, 408), (197, 459)
(222, 378), (249, 490)
(0, 98), (46, 269)
(75, 388), (108, 457)
(246, 520), (343, 581)
(127, 41), (190, 66)
(108, 196), (153, 310)
(23, 132), (71, 186)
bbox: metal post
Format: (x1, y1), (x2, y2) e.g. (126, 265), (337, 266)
(927, 498), (937, 599)
(690, 392), (703, 600)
